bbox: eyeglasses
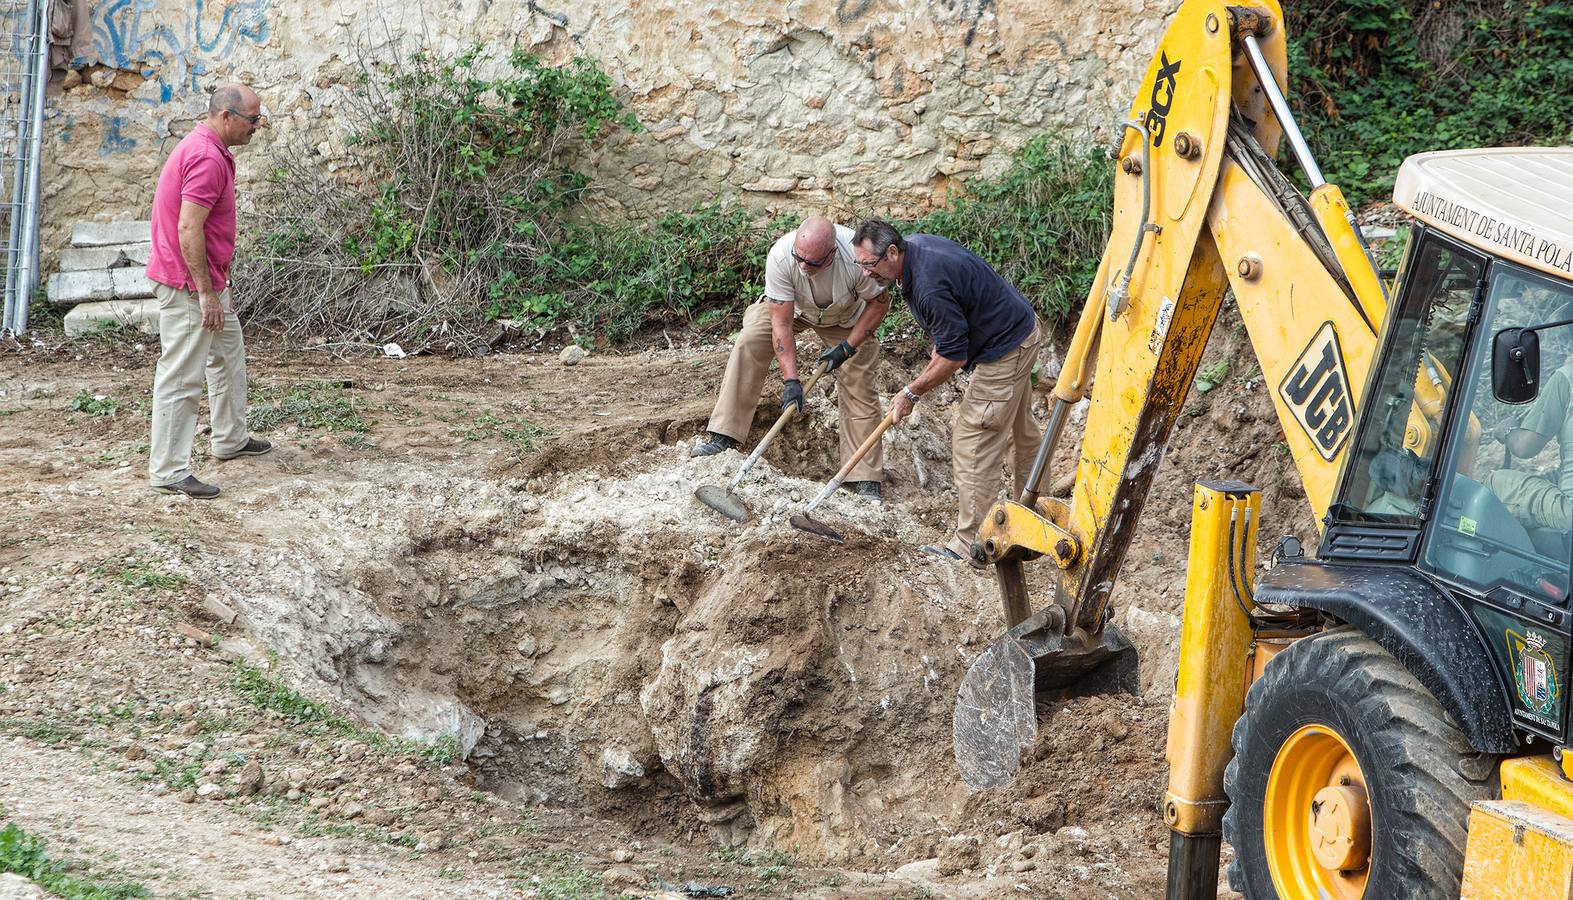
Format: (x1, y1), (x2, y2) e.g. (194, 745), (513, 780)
(791, 245), (835, 268)
(227, 108), (265, 126)
(854, 247), (887, 270)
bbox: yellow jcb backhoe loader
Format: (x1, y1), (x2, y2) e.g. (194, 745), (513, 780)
(952, 1), (1573, 897)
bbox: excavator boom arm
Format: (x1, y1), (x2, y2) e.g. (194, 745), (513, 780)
(976, 0), (1385, 632)
(954, 0), (1390, 792)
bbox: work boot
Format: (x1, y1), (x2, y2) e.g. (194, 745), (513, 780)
(154, 475), (221, 500)
(213, 437), (273, 460)
(691, 433), (739, 458)
(842, 480), (882, 500)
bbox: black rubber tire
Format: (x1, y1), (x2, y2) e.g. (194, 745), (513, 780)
(1222, 626), (1498, 899)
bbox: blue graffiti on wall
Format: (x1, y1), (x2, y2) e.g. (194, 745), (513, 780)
(98, 115), (138, 154)
(86, 0), (271, 152)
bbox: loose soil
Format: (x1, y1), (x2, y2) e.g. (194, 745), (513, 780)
(0, 307), (1311, 898)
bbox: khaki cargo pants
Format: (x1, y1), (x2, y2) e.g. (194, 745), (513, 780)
(707, 299), (883, 483)
(148, 283), (251, 486)
(1485, 468), (1573, 531)
(947, 321), (1043, 557)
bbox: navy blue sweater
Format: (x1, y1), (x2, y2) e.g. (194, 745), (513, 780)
(900, 234), (1035, 368)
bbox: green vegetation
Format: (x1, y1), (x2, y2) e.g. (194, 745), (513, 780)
(244, 45), (1110, 348)
(492, 203), (797, 344)
(245, 46), (651, 347)
(510, 851), (608, 899)
(16, 721), (80, 745)
(88, 555), (189, 594)
(228, 661), (459, 765)
(243, 2), (1573, 349)
(116, 563), (188, 592)
(1194, 361), (1231, 394)
(0, 821), (149, 899)
(247, 381), (372, 434)
(1288, 2), (1573, 205)
(451, 413), (552, 454)
(915, 135), (1113, 322)
(69, 391), (119, 418)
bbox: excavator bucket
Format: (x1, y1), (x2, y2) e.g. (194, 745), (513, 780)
(952, 607), (1139, 790)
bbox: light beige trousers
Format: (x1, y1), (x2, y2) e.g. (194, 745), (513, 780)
(148, 283), (250, 486)
(1485, 468), (1573, 531)
(707, 300), (884, 482)
(947, 322), (1043, 557)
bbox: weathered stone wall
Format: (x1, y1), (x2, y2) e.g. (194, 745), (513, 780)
(41, 0), (1179, 245)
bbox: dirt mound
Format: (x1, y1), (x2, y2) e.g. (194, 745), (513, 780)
(0, 305), (1300, 896)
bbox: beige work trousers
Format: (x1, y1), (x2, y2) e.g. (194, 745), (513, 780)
(947, 322), (1043, 557)
(707, 300), (883, 482)
(148, 283), (251, 486)
(1485, 468), (1573, 531)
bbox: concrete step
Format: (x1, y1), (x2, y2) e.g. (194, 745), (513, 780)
(71, 220), (152, 247)
(48, 267), (158, 305)
(63, 298), (159, 337)
(47, 270), (114, 304)
(111, 267), (156, 299)
(59, 242), (152, 272)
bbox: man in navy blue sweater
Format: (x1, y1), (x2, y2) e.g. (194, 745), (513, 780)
(851, 219), (1043, 563)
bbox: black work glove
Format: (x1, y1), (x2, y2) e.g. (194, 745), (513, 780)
(819, 339), (856, 372)
(781, 378), (804, 414)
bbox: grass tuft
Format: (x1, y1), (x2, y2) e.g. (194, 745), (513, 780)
(228, 662), (459, 765)
(247, 381), (373, 434)
(0, 821), (150, 899)
(69, 391), (120, 418)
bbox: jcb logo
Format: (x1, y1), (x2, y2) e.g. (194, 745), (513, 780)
(1144, 53), (1181, 146)
(1280, 322), (1353, 461)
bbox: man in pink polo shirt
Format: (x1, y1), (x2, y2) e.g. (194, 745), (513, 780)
(147, 83), (270, 499)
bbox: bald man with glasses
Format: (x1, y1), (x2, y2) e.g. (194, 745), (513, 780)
(693, 216), (891, 499)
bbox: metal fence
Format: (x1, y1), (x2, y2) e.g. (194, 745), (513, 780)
(0, 0), (46, 335)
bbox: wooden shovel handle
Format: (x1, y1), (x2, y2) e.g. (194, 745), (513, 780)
(729, 362), (831, 488)
(829, 406), (897, 484)
(805, 406), (897, 512)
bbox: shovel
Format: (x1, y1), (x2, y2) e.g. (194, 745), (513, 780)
(790, 407), (897, 543)
(695, 362), (830, 523)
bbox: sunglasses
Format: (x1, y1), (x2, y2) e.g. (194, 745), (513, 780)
(227, 108), (265, 126)
(791, 245), (835, 268)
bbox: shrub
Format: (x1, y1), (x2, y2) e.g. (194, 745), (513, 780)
(1288, 1), (1573, 204)
(915, 135), (1113, 323)
(488, 204), (798, 342)
(241, 45), (639, 350)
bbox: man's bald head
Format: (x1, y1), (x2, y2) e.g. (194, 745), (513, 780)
(791, 216), (838, 273)
(208, 84), (257, 116)
(205, 83), (264, 148)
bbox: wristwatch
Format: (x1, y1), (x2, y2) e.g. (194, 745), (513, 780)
(901, 386), (921, 403)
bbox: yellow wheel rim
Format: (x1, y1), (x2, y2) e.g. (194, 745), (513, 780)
(1264, 723), (1372, 900)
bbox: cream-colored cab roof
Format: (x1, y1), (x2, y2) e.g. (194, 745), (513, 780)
(1393, 147), (1573, 283)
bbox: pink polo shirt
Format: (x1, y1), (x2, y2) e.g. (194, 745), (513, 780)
(146, 123), (237, 293)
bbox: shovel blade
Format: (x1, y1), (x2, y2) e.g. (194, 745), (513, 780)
(790, 512), (843, 543)
(953, 609), (1140, 790)
(696, 485), (751, 523)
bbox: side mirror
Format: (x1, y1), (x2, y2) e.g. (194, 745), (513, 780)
(1493, 327), (1541, 404)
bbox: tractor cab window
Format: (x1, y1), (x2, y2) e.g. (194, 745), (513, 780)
(1424, 262), (1573, 602)
(1337, 237), (1481, 525)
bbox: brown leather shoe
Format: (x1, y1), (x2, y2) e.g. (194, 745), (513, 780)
(213, 437), (272, 460)
(154, 475), (221, 499)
